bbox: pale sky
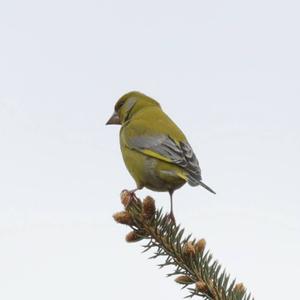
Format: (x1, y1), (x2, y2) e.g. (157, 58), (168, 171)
(0, 1), (299, 299)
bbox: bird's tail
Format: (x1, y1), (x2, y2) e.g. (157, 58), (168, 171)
(177, 171), (216, 194)
(183, 173), (216, 194)
(198, 181), (216, 194)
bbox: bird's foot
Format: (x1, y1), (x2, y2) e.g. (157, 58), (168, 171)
(129, 188), (139, 195)
(121, 189), (139, 207)
(167, 212), (176, 225)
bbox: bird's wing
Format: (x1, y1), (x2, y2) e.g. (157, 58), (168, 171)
(122, 125), (202, 185)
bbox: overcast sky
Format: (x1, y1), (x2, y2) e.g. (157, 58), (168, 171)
(0, 1), (299, 299)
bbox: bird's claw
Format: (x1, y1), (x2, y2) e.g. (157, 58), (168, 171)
(167, 212), (176, 225)
(120, 189), (139, 208)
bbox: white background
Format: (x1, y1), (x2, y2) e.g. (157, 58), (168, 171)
(0, 1), (299, 299)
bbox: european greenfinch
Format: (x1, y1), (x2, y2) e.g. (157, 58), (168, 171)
(106, 91), (215, 221)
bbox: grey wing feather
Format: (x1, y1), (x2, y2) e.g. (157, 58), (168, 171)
(128, 135), (202, 185)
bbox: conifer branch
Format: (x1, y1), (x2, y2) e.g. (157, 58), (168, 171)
(113, 190), (254, 300)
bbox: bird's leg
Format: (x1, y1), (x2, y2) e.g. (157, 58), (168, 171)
(167, 190), (176, 224)
(121, 187), (142, 208)
(127, 187), (142, 201)
(129, 187), (140, 194)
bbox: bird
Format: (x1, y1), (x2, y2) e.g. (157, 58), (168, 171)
(106, 91), (215, 222)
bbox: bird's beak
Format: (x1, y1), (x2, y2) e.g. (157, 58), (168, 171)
(106, 111), (121, 125)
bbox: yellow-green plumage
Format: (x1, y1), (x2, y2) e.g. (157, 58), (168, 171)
(106, 91), (215, 220)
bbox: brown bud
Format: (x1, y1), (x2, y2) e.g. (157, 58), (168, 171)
(195, 239), (206, 253)
(234, 282), (246, 294)
(195, 280), (209, 294)
(113, 211), (133, 226)
(142, 196), (156, 219)
(121, 190), (132, 207)
(125, 231), (144, 243)
(183, 242), (196, 256)
(175, 275), (194, 285)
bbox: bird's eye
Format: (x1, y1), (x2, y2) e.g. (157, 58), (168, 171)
(116, 100), (125, 111)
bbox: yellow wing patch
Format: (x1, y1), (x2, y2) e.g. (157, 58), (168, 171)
(176, 171), (188, 182)
(138, 147), (189, 183)
(141, 149), (172, 162)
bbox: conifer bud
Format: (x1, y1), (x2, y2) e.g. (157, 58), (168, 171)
(121, 190), (132, 207)
(175, 275), (194, 285)
(195, 239), (206, 253)
(195, 280), (209, 294)
(142, 196), (156, 219)
(183, 242), (196, 256)
(113, 211), (134, 226)
(125, 231), (144, 243)
(234, 282), (246, 294)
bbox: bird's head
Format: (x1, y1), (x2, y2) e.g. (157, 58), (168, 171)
(106, 91), (160, 125)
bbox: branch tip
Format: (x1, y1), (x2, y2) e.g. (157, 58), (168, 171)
(113, 192), (254, 300)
